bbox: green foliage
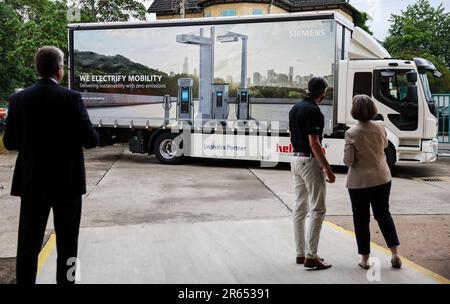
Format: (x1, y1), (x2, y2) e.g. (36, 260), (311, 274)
(353, 11), (373, 35)
(0, 0), (149, 101)
(0, 2), (23, 100)
(384, 0), (450, 93)
(250, 86), (307, 99)
(395, 51), (450, 94)
(70, 0), (147, 22)
(287, 91), (303, 99)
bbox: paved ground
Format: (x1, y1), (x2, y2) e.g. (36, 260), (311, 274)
(37, 220), (438, 284)
(1, 145), (449, 284)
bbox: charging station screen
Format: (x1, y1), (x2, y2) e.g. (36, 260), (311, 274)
(216, 91), (223, 107)
(182, 90), (189, 102)
(180, 88), (190, 114)
(241, 91), (247, 103)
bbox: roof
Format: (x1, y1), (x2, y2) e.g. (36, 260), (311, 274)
(148, 0), (202, 15)
(148, 0), (359, 18)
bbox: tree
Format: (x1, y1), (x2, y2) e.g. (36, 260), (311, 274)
(0, 2), (23, 101)
(0, 0), (149, 100)
(384, 0), (450, 93)
(353, 11), (373, 35)
(69, 0), (147, 22)
(7, 0), (69, 87)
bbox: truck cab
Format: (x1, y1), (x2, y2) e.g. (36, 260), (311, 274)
(337, 28), (439, 168)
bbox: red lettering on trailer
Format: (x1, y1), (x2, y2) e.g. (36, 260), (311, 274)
(275, 144), (327, 155)
(276, 144), (293, 153)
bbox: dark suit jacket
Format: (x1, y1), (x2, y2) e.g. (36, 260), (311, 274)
(3, 79), (99, 198)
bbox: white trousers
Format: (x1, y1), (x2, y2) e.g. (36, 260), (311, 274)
(291, 157), (327, 259)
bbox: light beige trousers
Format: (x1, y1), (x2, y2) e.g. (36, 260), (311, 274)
(291, 156), (327, 259)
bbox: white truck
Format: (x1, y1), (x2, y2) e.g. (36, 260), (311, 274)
(68, 11), (440, 169)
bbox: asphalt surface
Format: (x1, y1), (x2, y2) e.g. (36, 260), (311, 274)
(0, 145), (449, 283)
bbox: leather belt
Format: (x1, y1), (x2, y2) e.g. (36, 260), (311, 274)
(292, 152), (315, 158)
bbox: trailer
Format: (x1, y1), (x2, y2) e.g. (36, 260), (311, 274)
(68, 11), (440, 169)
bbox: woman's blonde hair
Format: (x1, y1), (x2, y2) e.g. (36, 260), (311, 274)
(351, 94), (378, 122)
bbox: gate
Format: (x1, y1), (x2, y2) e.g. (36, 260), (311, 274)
(433, 94), (450, 144)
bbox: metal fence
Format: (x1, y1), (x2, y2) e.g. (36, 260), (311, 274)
(433, 94), (450, 143)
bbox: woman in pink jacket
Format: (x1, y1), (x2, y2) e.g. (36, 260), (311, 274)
(344, 94), (401, 270)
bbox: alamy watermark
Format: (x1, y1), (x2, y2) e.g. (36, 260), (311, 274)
(365, 257), (382, 282)
(66, 257), (82, 283)
(67, 7), (81, 22)
(356, 0), (382, 23)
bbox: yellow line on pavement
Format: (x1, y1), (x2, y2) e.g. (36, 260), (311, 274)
(324, 220), (450, 284)
(37, 233), (56, 274)
(35, 222), (449, 284)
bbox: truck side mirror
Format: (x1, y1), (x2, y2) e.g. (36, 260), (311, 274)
(407, 85), (418, 104)
(433, 70), (442, 78)
(406, 71), (418, 104)
(406, 71), (417, 83)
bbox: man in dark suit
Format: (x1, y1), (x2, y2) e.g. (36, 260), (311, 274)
(3, 46), (99, 284)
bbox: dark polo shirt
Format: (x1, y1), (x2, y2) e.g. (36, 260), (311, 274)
(288, 97), (324, 154)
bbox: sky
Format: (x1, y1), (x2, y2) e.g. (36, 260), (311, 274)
(348, 0), (449, 41)
(141, 0), (449, 41)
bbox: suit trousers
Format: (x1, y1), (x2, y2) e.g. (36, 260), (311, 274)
(291, 157), (327, 259)
(16, 195), (82, 285)
(348, 182), (400, 255)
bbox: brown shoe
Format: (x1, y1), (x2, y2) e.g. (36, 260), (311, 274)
(304, 258), (332, 270)
(297, 256), (324, 264)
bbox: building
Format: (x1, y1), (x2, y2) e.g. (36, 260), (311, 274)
(276, 73), (289, 85)
(253, 72), (261, 85)
(183, 56), (189, 74)
(148, 0), (360, 23)
(267, 69), (275, 83)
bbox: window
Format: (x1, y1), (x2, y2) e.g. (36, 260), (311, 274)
(253, 8), (263, 15)
(221, 9), (236, 17)
(380, 71), (410, 103)
(374, 70), (418, 131)
(204, 12), (211, 17)
(353, 72), (372, 97)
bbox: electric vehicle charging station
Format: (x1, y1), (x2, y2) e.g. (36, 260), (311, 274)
(236, 88), (250, 120)
(211, 84), (229, 120)
(162, 94), (172, 125)
(177, 78), (194, 120)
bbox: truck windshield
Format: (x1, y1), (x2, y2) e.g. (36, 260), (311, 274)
(419, 72), (439, 117)
(419, 73), (433, 101)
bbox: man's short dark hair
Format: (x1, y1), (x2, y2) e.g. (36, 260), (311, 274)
(351, 94), (378, 121)
(307, 76), (328, 98)
(34, 46), (64, 78)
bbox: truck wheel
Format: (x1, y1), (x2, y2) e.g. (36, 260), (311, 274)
(154, 132), (184, 165)
(385, 145), (396, 174)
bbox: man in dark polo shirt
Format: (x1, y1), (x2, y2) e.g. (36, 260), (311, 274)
(289, 76), (335, 270)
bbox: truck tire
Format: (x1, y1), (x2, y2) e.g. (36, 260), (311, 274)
(153, 132), (184, 165)
(385, 145), (396, 174)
